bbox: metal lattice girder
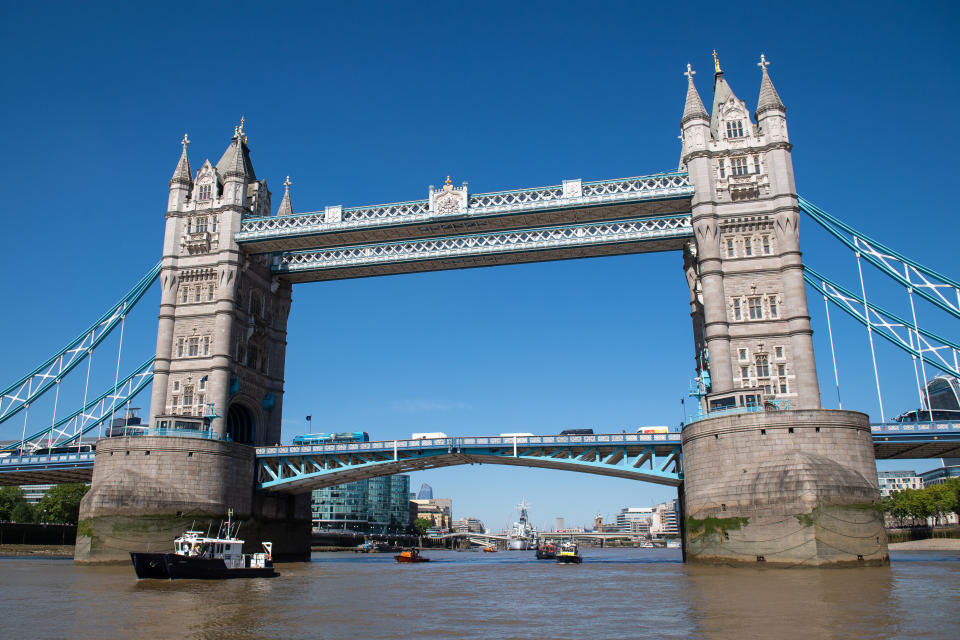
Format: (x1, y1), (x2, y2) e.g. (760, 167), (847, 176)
(236, 173), (693, 242)
(805, 267), (960, 379)
(0, 262), (160, 425)
(274, 215), (693, 276)
(255, 434), (684, 493)
(799, 197), (960, 320)
(1, 358), (154, 453)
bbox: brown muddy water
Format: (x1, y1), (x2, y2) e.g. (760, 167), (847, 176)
(1, 548), (958, 639)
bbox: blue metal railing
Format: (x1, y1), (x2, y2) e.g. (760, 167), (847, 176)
(686, 399), (790, 424)
(125, 427), (232, 441)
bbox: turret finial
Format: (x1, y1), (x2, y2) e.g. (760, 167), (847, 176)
(712, 49), (721, 74)
(445, 175), (452, 187)
(684, 63), (696, 79)
(181, 133), (190, 150)
(758, 53), (770, 72)
(284, 175), (291, 190)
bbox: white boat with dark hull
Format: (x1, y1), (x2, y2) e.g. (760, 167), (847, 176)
(130, 514), (276, 580)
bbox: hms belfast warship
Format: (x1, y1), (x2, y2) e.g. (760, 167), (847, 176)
(507, 500), (539, 550)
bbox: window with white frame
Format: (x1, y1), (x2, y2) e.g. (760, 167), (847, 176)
(731, 157), (749, 176)
(198, 184), (212, 200)
(210, 216), (218, 232)
(183, 386), (194, 406)
(199, 378), (206, 391)
(768, 296), (779, 318)
(172, 395), (179, 406)
(733, 299), (742, 321)
(762, 236), (771, 255)
(173, 381), (180, 391)
(176, 338), (184, 358)
(194, 287), (201, 303)
(207, 284), (215, 301)
(718, 159), (726, 179)
(202, 336), (210, 356)
(726, 238), (735, 257)
(738, 348), (748, 361)
(741, 366), (749, 379)
(188, 337), (199, 357)
(748, 297), (763, 320)
(181, 287), (188, 303)
(744, 237), (753, 256)
(754, 156), (761, 174)
(777, 364), (786, 377)
(195, 217), (207, 233)
(775, 346), (784, 359)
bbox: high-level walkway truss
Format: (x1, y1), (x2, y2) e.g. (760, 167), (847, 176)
(236, 173), (694, 281)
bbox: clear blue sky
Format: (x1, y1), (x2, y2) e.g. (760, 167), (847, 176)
(1, 1), (958, 530)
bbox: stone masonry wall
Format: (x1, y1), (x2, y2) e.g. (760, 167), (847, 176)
(681, 409), (888, 567)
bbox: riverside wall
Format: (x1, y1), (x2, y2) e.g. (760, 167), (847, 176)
(681, 409), (888, 567)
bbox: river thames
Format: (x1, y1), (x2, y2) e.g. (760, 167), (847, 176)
(1, 548), (958, 639)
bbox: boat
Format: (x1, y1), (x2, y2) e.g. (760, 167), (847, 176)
(130, 512), (276, 580)
(666, 539), (682, 549)
(506, 499), (539, 550)
(394, 549), (430, 563)
(535, 542), (557, 559)
(483, 546), (497, 553)
(556, 542), (583, 564)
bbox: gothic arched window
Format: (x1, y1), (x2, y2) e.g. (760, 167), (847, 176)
(726, 120), (745, 138)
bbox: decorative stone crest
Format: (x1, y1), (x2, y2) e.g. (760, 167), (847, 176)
(429, 176), (468, 215)
(562, 179), (582, 199)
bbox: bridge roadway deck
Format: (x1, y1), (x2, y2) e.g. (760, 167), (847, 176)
(1, 422), (958, 486)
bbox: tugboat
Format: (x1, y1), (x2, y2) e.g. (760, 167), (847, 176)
(130, 511), (277, 580)
(394, 548), (430, 563)
(535, 541), (557, 560)
(556, 542), (583, 564)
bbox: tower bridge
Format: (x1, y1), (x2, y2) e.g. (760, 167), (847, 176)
(3, 54), (958, 567)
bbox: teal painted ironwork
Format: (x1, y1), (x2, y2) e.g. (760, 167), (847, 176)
(255, 434), (684, 493)
(0, 261), (160, 425)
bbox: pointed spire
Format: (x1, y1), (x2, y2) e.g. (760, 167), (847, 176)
(681, 64), (709, 124)
(756, 54), (785, 116)
(277, 176), (294, 216)
(709, 51), (740, 139)
(170, 133), (193, 187)
(216, 118), (256, 181)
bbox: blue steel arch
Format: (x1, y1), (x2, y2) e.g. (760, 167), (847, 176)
(255, 434), (683, 494)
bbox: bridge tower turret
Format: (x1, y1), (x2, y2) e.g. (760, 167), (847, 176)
(148, 121), (292, 445)
(681, 53), (820, 412)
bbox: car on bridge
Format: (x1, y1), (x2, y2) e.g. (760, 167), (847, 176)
(411, 432), (448, 440)
(559, 429), (593, 435)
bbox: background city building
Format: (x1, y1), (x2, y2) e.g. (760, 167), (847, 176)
(452, 517), (485, 534)
(877, 470), (923, 498)
(311, 474), (410, 532)
(411, 497), (452, 531)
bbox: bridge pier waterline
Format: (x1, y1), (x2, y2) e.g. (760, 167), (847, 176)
(74, 436), (311, 564)
(681, 409), (889, 567)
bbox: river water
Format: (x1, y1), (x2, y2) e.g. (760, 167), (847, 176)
(1, 549), (958, 639)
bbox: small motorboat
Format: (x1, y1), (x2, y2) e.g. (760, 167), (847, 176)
(483, 546), (497, 553)
(556, 542), (582, 564)
(394, 549), (430, 563)
(535, 542), (557, 560)
(130, 511), (277, 580)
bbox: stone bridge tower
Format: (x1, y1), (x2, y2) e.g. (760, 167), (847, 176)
(681, 54), (820, 413)
(149, 122), (292, 445)
(677, 56), (887, 567)
(76, 124), (308, 564)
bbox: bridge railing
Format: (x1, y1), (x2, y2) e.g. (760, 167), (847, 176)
(256, 432), (681, 457)
(0, 451), (95, 467)
(686, 400), (790, 424)
(237, 172), (694, 240)
(870, 421), (960, 434)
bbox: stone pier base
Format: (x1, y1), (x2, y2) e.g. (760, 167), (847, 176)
(681, 409), (888, 567)
(75, 436), (310, 564)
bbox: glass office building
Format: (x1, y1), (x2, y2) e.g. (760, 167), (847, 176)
(312, 474), (410, 532)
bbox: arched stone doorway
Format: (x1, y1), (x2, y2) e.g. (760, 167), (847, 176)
(226, 403), (256, 444)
